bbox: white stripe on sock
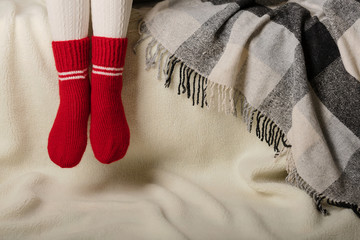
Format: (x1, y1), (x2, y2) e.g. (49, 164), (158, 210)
(92, 70), (123, 76)
(58, 68), (88, 76)
(92, 64), (123, 72)
(59, 75), (86, 81)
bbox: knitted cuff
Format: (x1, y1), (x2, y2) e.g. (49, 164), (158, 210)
(91, 36), (128, 68)
(52, 37), (90, 72)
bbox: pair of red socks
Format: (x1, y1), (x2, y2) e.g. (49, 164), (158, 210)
(48, 36), (130, 168)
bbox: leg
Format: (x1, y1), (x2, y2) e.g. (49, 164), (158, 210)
(91, 0), (132, 39)
(90, 0), (133, 164)
(46, 0), (91, 168)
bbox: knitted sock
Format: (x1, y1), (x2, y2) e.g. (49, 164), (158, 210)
(90, 37), (130, 164)
(48, 37), (90, 168)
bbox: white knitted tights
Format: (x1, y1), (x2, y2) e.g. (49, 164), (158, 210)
(91, 0), (133, 38)
(46, 0), (133, 41)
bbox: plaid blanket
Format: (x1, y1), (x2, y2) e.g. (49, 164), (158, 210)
(138, 0), (360, 217)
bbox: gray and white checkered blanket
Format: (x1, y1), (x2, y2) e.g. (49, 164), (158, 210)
(138, 0), (360, 217)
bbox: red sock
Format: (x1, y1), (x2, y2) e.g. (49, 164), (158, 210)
(48, 37), (90, 168)
(90, 36), (130, 164)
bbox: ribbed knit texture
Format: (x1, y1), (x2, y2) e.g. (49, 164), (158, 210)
(90, 37), (130, 164)
(91, 0), (133, 38)
(48, 37), (90, 168)
(92, 37), (128, 67)
(46, 0), (90, 41)
(52, 38), (90, 72)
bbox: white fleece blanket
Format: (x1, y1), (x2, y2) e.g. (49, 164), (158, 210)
(0, 1), (359, 239)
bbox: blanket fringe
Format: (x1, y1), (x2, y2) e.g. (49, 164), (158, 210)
(139, 28), (291, 155)
(136, 22), (360, 217)
(286, 152), (360, 217)
(285, 154), (329, 216)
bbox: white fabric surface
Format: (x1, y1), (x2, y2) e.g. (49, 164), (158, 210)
(0, 1), (359, 239)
